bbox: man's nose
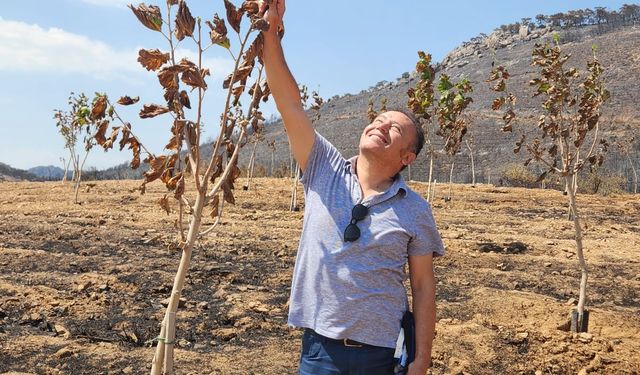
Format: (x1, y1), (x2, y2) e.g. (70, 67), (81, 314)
(376, 121), (391, 132)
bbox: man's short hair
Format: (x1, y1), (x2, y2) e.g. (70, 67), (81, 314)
(387, 107), (424, 157)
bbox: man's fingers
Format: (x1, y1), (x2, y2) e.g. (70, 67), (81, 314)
(258, 0), (267, 17)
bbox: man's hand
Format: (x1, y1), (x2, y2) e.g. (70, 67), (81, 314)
(407, 359), (430, 375)
(259, 0), (285, 34)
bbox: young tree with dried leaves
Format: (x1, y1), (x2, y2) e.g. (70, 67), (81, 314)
(53, 92), (99, 203)
(408, 51), (474, 201)
(81, 1), (272, 373)
(407, 52), (436, 198)
(488, 36), (609, 332)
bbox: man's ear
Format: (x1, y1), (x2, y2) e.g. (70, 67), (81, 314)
(401, 151), (416, 167)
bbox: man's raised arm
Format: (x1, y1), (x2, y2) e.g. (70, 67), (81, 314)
(261, 0), (315, 171)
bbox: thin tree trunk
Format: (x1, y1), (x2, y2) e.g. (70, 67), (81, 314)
(244, 142), (258, 190)
(270, 150), (275, 177)
(290, 162), (299, 211)
(448, 160), (455, 201)
(627, 154), (638, 194)
(249, 147), (257, 187)
(71, 152), (79, 185)
(74, 151), (90, 204)
(426, 150), (434, 201)
(568, 173), (578, 220)
(407, 164), (412, 181)
(431, 180), (436, 202)
(61, 157), (71, 183)
(566, 174), (589, 332)
(289, 151), (294, 179)
(150, 190), (206, 375)
(465, 139), (475, 185)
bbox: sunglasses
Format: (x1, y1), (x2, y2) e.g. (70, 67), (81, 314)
(344, 203), (369, 242)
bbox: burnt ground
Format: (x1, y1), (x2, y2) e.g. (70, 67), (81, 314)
(0, 178), (638, 374)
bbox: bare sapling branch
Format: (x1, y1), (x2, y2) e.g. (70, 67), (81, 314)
(290, 86), (323, 211)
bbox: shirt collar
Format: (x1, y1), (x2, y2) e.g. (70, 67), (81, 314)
(346, 156), (407, 199)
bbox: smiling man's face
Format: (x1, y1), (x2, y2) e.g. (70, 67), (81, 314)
(358, 110), (417, 171)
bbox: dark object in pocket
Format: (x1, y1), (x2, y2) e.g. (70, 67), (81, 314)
(394, 310), (416, 374)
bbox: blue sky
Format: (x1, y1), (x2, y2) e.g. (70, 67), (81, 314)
(0, 0), (632, 170)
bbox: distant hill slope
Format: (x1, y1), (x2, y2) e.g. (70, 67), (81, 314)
(0, 163), (40, 182)
(96, 20), (640, 190)
(238, 22), (640, 187)
(28, 166), (66, 180)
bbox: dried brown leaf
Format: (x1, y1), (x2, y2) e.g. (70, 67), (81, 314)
(503, 109), (516, 126)
(165, 135), (181, 151)
(117, 96), (140, 106)
(166, 172), (183, 190)
(223, 64), (253, 89)
(140, 104), (171, 119)
(224, 0), (244, 34)
(241, 1), (260, 15)
(261, 81), (270, 102)
(173, 175), (185, 199)
(138, 49), (170, 71)
(119, 125), (131, 151)
(129, 138), (141, 169)
(144, 168), (164, 184)
(91, 96), (108, 121)
(160, 169), (172, 184)
(210, 195), (220, 218)
(149, 155), (167, 171)
(158, 68), (180, 90)
(491, 97), (505, 111)
(179, 90), (191, 109)
(128, 4), (163, 32)
(226, 141), (235, 158)
(94, 120), (109, 146)
(159, 195), (171, 215)
(167, 153), (179, 169)
(210, 154), (223, 183)
(222, 181), (235, 204)
(182, 67), (209, 89)
(205, 14), (230, 48)
(252, 18), (269, 31)
(103, 126), (120, 150)
(175, 0), (195, 41)
(244, 34), (263, 65)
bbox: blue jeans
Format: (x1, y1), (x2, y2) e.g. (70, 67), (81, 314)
(299, 329), (396, 375)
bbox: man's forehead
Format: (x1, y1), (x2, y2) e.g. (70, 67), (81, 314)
(378, 111), (413, 127)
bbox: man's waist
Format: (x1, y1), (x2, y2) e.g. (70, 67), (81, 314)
(305, 328), (380, 348)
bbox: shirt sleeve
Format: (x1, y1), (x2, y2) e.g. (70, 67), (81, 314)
(408, 203), (445, 257)
(299, 131), (345, 189)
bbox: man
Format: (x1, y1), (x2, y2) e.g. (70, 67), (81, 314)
(260, 2), (445, 374)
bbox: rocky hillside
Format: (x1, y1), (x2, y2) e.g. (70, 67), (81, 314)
(96, 19), (640, 191)
(0, 163), (40, 182)
(239, 22), (640, 188)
